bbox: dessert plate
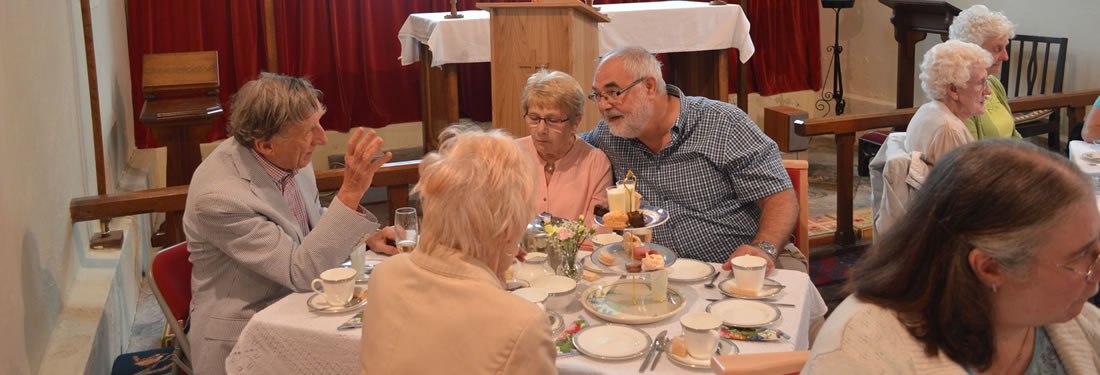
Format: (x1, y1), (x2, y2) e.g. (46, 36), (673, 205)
(593, 205), (670, 229)
(306, 287), (368, 314)
(581, 280), (685, 324)
(665, 337), (739, 369)
(706, 299), (781, 328)
(717, 278), (785, 299)
(667, 258), (716, 282)
(571, 324), (652, 360)
(589, 242), (677, 274)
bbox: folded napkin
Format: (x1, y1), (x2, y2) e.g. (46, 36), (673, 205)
(554, 316), (589, 358)
(721, 326), (789, 342)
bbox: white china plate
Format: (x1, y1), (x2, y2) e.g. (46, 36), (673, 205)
(717, 278), (785, 299)
(591, 233), (624, 247)
(665, 337), (739, 369)
(593, 205), (670, 229)
(589, 242), (677, 274)
(571, 324), (652, 360)
(706, 299), (781, 328)
(306, 287), (368, 314)
(1083, 151), (1100, 162)
(667, 258), (717, 282)
(581, 280), (686, 324)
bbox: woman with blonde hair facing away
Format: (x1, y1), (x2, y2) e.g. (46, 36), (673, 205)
(805, 140), (1100, 374)
(904, 40), (993, 164)
(360, 126), (557, 374)
(950, 4), (1021, 140)
(517, 69), (612, 229)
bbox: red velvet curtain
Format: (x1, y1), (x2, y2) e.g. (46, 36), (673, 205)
(126, 0), (819, 148)
(126, 0), (266, 148)
(732, 0), (822, 96)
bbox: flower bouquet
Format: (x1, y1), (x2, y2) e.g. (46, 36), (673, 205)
(543, 215), (595, 281)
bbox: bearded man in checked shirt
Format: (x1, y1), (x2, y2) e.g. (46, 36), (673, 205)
(581, 46), (808, 275)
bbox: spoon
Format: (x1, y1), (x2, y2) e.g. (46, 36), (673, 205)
(703, 272), (720, 288)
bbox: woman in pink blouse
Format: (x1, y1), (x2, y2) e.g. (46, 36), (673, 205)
(516, 70), (613, 237)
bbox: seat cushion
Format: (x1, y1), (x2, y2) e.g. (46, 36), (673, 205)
(1013, 109), (1053, 125)
(859, 130), (891, 145)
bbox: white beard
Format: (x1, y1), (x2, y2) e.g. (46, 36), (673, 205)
(607, 95), (653, 139)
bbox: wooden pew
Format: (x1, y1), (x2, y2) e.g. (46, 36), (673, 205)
(70, 160), (422, 244)
(765, 89), (1100, 246)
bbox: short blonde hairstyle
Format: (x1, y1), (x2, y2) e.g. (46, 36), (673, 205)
(599, 46), (667, 94)
(413, 126), (537, 259)
(228, 72), (324, 148)
(920, 41), (993, 101)
(521, 70), (585, 120)
(949, 5), (1016, 46)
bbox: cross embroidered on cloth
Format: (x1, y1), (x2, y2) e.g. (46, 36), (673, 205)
(250, 149), (310, 236)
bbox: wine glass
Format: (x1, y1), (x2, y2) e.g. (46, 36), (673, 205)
(394, 207), (419, 253)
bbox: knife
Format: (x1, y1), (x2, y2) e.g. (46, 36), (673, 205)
(638, 330), (666, 372)
(650, 335), (668, 370)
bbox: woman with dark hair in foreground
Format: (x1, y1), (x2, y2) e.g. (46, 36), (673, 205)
(805, 140), (1100, 374)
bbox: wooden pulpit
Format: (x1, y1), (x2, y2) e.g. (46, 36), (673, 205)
(139, 51), (224, 187)
(879, 0), (960, 109)
(478, 1), (610, 136)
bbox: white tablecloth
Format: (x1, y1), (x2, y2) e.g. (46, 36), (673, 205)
(1068, 140), (1100, 212)
(397, 1), (754, 67)
(227, 253), (827, 375)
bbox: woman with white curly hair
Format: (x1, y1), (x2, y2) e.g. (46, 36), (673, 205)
(904, 40), (993, 164)
(949, 4), (1020, 140)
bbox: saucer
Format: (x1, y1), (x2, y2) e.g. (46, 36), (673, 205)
(667, 258), (716, 282)
(705, 299), (781, 328)
(571, 324), (652, 360)
(665, 337), (738, 369)
(306, 287), (368, 314)
(717, 277), (784, 299)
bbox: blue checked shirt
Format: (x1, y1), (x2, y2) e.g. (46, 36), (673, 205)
(581, 85), (792, 263)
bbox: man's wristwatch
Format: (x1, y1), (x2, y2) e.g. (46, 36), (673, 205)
(752, 241), (778, 261)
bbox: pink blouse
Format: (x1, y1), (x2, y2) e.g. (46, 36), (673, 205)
(518, 136), (613, 232)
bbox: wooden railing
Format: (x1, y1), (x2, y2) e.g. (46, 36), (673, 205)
(70, 160), (421, 244)
(765, 89), (1100, 246)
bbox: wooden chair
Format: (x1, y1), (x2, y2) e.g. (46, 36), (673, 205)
(711, 350), (810, 375)
(999, 34), (1068, 151)
(783, 160), (810, 259)
(148, 242), (194, 374)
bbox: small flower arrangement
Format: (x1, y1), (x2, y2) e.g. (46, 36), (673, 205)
(543, 215), (595, 280)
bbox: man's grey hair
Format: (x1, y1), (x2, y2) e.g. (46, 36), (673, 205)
(598, 46), (666, 94)
(227, 72), (323, 148)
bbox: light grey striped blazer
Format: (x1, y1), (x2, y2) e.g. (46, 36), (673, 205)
(183, 138), (379, 375)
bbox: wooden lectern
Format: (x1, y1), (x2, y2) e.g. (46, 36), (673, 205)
(879, 0), (960, 109)
(139, 51), (223, 245)
(139, 51), (224, 187)
(478, 2), (610, 136)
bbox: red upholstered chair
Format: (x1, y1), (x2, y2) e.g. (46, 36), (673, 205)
(148, 242), (194, 374)
(783, 160), (810, 259)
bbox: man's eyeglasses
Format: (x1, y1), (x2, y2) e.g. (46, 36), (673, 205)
(588, 77), (646, 104)
(1043, 247), (1100, 281)
(524, 114), (571, 128)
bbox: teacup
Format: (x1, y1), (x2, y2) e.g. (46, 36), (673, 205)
(530, 275), (577, 312)
(311, 267), (357, 307)
(731, 255), (767, 294)
(511, 287), (549, 311)
(680, 311), (722, 359)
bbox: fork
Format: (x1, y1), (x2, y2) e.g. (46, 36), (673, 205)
(703, 272), (720, 288)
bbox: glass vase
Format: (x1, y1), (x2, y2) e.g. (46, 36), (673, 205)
(554, 243), (583, 281)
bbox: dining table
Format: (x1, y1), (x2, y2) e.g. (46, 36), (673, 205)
(226, 252), (828, 374)
(1068, 140), (1100, 211)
